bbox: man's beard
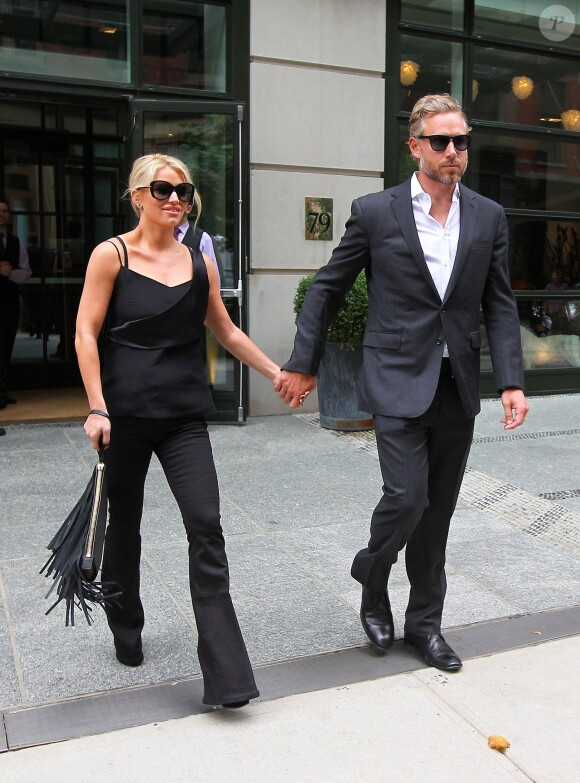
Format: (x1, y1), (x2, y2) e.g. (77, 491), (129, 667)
(419, 152), (466, 185)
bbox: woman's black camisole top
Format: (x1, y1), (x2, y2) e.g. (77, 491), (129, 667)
(101, 236), (216, 418)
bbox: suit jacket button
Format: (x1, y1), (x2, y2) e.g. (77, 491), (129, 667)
(436, 339), (443, 345)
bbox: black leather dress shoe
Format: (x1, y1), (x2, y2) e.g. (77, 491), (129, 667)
(404, 633), (462, 671)
(360, 586), (394, 651)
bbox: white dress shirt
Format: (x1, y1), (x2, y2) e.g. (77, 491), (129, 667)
(0, 232), (32, 285)
(410, 172), (460, 357)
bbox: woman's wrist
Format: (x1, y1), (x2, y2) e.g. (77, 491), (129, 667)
(89, 409), (110, 419)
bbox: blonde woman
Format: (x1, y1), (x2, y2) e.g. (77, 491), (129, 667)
(75, 153), (279, 708)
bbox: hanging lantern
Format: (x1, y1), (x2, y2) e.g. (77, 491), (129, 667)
(511, 76), (534, 100)
(400, 61), (419, 87)
(561, 109), (580, 132)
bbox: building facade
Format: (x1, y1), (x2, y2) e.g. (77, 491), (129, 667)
(1, 1), (578, 421)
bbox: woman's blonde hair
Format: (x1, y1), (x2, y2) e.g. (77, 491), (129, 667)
(125, 153), (193, 216)
(408, 94), (471, 138)
(193, 189), (202, 228)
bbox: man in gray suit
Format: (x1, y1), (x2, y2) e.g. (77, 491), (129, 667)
(275, 94), (528, 671)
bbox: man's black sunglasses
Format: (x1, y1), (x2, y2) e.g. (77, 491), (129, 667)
(148, 180), (195, 203)
(416, 134), (471, 152)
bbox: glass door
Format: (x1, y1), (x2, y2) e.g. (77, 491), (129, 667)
(0, 99), (125, 388)
(129, 100), (246, 422)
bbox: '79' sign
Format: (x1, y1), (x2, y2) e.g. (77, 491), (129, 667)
(305, 197), (333, 241)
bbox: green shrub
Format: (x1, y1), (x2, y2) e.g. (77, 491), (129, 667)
(293, 271), (368, 348)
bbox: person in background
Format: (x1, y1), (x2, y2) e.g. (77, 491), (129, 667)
(0, 198), (32, 409)
(173, 188), (225, 385)
(75, 153), (280, 708)
(173, 189), (225, 285)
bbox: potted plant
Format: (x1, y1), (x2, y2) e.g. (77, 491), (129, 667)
(293, 271), (373, 431)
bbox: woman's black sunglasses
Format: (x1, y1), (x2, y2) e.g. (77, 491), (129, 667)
(416, 134), (471, 152)
(148, 180), (195, 203)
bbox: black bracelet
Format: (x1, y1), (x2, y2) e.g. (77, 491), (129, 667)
(89, 409), (110, 419)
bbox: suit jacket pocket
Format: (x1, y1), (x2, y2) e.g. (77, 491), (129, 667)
(364, 331), (402, 350)
(470, 331), (481, 349)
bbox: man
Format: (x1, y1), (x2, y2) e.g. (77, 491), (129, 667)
(173, 189), (225, 385)
(275, 94), (528, 672)
(0, 198), (32, 409)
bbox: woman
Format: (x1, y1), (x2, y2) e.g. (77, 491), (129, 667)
(75, 153), (279, 708)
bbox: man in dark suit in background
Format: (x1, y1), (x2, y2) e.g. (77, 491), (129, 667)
(0, 197), (32, 409)
(275, 94), (528, 671)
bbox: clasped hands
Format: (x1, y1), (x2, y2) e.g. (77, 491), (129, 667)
(274, 370), (317, 409)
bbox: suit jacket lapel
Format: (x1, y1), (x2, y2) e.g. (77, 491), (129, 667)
(391, 181), (440, 298)
(443, 184), (477, 303)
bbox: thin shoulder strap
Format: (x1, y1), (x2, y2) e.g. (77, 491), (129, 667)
(104, 237), (128, 267)
(116, 236), (129, 267)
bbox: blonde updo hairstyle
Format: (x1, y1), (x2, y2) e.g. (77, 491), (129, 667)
(125, 153), (193, 217)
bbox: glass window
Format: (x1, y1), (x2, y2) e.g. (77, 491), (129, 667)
(508, 216), (580, 291)
(142, 2), (227, 92)
(474, 0), (580, 55)
(468, 130), (580, 213)
(401, 0), (464, 31)
(399, 35), (463, 113)
(0, 1), (130, 83)
(472, 46), (580, 130)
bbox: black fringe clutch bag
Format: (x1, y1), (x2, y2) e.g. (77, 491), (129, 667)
(41, 453), (121, 626)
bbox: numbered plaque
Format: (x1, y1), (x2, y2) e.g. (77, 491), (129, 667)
(305, 197), (333, 241)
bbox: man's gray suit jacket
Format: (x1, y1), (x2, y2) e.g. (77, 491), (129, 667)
(283, 178), (525, 419)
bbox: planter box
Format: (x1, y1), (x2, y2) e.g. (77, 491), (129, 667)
(318, 343), (373, 431)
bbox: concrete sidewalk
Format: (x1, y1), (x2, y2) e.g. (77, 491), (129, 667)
(0, 394), (579, 777)
(1, 636), (578, 782)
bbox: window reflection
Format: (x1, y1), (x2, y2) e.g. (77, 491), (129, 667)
(399, 35), (463, 113)
(474, 0), (580, 55)
(472, 46), (580, 130)
(469, 132), (580, 213)
(0, 0), (129, 83)
(401, 0), (463, 31)
(142, 2), (226, 92)
(479, 307), (580, 371)
(508, 218), (580, 293)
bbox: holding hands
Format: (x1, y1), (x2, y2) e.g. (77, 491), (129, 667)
(274, 370), (317, 409)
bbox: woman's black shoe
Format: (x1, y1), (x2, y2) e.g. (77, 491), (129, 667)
(222, 700), (249, 709)
(115, 649), (144, 666)
(114, 641), (144, 667)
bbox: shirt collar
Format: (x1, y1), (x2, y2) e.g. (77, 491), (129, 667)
(175, 220), (190, 237)
(411, 172), (460, 203)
